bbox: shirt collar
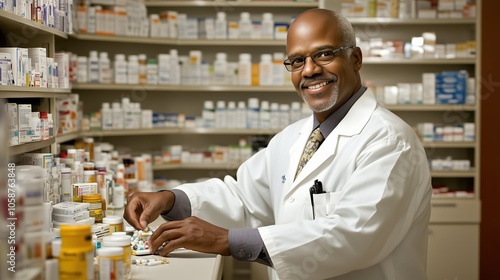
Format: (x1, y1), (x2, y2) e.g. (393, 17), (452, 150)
(313, 86), (367, 139)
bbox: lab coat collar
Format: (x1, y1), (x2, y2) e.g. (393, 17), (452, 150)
(287, 88), (378, 192)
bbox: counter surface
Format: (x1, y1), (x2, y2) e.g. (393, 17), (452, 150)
(131, 249), (223, 280)
(116, 208), (223, 279)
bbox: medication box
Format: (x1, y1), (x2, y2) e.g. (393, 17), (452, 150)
(6, 103), (19, 145)
(72, 182), (98, 202)
(52, 202), (90, 215)
(435, 70), (467, 104)
(18, 104), (32, 143)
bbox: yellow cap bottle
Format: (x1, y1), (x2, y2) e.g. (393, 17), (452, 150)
(59, 224), (94, 280)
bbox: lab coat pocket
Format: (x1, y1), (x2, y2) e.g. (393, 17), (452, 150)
(313, 191), (342, 218)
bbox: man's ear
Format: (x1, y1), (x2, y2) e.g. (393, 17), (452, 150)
(351, 47), (363, 71)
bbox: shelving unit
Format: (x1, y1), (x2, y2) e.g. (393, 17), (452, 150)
(9, 137), (55, 156)
(0, 8), (74, 280)
(0, 10), (74, 159)
(60, 4), (316, 279)
(1, 86), (75, 157)
(56, 1), (315, 194)
(50, 0), (483, 279)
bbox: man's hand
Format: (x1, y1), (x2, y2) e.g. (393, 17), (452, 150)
(149, 216), (231, 256)
(124, 191), (175, 230)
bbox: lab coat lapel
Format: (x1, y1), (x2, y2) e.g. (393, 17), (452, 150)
(289, 130), (340, 190)
(285, 116), (314, 190)
(284, 88), (377, 196)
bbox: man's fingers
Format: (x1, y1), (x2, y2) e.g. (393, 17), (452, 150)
(149, 222), (182, 254)
(139, 212), (152, 230)
(158, 239), (179, 256)
(123, 198), (143, 230)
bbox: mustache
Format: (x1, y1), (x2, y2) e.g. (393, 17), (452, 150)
(300, 76), (338, 88)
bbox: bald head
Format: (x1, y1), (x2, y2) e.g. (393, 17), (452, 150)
(288, 9), (356, 50)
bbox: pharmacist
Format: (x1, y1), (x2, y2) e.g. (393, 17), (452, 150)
(125, 9), (432, 280)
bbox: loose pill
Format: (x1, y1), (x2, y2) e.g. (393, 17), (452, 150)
(147, 260), (162, 266)
(135, 249), (151, 256)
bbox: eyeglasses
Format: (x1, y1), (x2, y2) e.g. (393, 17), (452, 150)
(283, 46), (354, 72)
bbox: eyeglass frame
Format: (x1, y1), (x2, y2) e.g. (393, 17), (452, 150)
(283, 46), (355, 72)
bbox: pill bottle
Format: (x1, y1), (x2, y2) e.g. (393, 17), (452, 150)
(101, 102), (113, 130)
(215, 11), (227, 39)
(82, 193), (103, 223)
(99, 52), (111, 84)
(102, 216), (124, 233)
(97, 247), (125, 280)
(114, 54), (127, 84)
(238, 12), (252, 39)
(88, 50), (99, 83)
(261, 12), (274, 39)
(61, 167), (72, 202)
(213, 52), (228, 85)
(83, 162), (95, 171)
(127, 55), (139, 84)
(59, 224), (94, 280)
(102, 235), (132, 280)
(238, 53), (252, 86)
(83, 137), (95, 161)
(113, 182), (125, 209)
(83, 170), (96, 183)
(259, 54), (273, 86)
(202, 100), (215, 128)
(77, 56), (88, 83)
(138, 54), (147, 85)
(247, 97), (260, 129)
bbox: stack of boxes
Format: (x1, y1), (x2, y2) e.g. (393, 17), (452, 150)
(340, 0), (476, 19)
(0, 47), (70, 88)
(52, 202), (92, 227)
(4, 103), (56, 146)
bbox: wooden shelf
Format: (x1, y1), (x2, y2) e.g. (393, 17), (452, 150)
(176, 39), (286, 46)
(71, 83), (295, 92)
(153, 162), (242, 170)
(9, 138), (55, 156)
(70, 34), (177, 45)
(81, 127), (279, 137)
(56, 131), (81, 143)
(81, 128), (181, 137)
(363, 57), (475, 65)
(145, 1), (318, 8)
(431, 169), (477, 178)
(182, 127), (280, 134)
(382, 104), (476, 111)
(0, 10), (67, 38)
(347, 17), (476, 25)
(0, 86), (71, 98)
(70, 34), (287, 46)
(422, 142), (476, 148)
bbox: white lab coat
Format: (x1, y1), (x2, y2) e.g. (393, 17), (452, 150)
(176, 88), (432, 280)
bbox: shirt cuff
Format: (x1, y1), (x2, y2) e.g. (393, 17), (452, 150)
(229, 228), (272, 267)
(160, 189), (191, 220)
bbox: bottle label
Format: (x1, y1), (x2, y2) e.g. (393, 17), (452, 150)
(59, 250), (94, 280)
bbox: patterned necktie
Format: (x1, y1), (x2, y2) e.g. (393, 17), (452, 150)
(295, 127), (324, 180)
